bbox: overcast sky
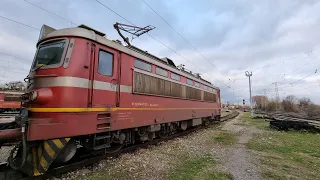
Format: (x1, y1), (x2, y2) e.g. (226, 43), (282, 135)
(0, 0), (320, 104)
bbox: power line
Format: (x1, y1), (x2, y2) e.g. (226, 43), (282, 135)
(0, 52), (31, 61)
(16, 0), (230, 88)
(141, 0), (223, 75)
(0, 52), (32, 65)
(290, 69), (318, 85)
(94, 0), (230, 88)
(26, 0), (210, 83)
(23, 0), (76, 26)
(0, 65), (29, 72)
(232, 45), (320, 77)
(0, 15), (40, 30)
(246, 47), (320, 93)
(280, 50), (319, 80)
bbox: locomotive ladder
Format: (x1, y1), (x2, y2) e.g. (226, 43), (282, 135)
(96, 112), (111, 130)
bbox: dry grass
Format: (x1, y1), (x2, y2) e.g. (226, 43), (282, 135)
(168, 154), (233, 180)
(213, 132), (237, 146)
(243, 113), (320, 179)
(240, 113), (270, 130)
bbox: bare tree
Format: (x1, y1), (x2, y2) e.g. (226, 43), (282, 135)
(281, 95), (298, 112)
(298, 97), (312, 109)
(252, 95), (268, 110)
(266, 100), (277, 112)
(0, 81), (26, 91)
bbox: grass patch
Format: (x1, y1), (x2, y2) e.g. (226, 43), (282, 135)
(241, 112), (269, 130)
(247, 130), (320, 179)
(168, 154), (214, 180)
(168, 154), (233, 180)
(214, 132), (237, 145)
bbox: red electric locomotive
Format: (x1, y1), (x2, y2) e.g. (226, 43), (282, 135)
(0, 91), (23, 113)
(0, 24), (221, 177)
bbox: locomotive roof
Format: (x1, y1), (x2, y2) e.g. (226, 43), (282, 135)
(39, 25), (219, 90)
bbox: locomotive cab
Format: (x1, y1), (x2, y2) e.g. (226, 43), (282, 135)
(24, 24), (120, 142)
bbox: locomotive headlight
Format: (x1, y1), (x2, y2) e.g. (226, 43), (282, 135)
(30, 91), (38, 101)
(32, 88), (53, 104)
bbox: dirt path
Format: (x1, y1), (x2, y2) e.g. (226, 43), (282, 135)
(217, 113), (261, 180)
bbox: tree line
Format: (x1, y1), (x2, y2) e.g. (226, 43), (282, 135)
(0, 81), (26, 91)
(252, 95), (320, 118)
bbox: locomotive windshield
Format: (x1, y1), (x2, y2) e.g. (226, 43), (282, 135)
(32, 40), (67, 69)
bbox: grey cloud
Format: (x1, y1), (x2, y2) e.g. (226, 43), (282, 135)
(0, 0), (320, 103)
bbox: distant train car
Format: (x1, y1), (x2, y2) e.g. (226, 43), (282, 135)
(0, 91), (22, 113)
(0, 24), (221, 176)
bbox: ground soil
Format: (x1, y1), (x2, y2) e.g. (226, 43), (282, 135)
(217, 114), (262, 180)
(0, 112), (265, 179)
(62, 112), (264, 180)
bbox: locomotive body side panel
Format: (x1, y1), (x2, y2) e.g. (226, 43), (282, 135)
(26, 28), (221, 141)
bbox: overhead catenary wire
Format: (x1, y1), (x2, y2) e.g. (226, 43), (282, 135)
(23, 0), (76, 26)
(140, 0), (223, 76)
(279, 49), (320, 81)
(231, 45), (320, 77)
(290, 69), (318, 85)
(0, 15), (40, 30)
(248, 47), (320, 96)
(94, 0), (231, 88)
(2, 1), (320, 105)
(0, 52), (32, 63)
(4, 0), (230, 88)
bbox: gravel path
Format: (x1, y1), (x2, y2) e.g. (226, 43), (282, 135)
(217, 113), (262, 180)
(61, 112), (264, 180)
(0, 111), (263, 179)
(62, 124), (227, 179)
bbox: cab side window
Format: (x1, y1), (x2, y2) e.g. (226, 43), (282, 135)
(98, 50), (113, 76)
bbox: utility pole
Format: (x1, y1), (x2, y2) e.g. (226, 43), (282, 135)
(272, 82), (281, 110)
(245, 71), (253, 117)
(233, 88), (235, 104)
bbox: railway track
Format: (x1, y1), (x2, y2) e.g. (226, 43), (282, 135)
(269, 113), (320, 132)
(0, 111), (239, 180)
(253, 111), (320, 132)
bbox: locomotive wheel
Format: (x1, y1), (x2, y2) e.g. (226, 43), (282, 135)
(157, 126), (169, 138)
(54, 140), (77, 164)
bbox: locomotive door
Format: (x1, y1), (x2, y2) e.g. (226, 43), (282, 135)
(91, 44), (119, 108)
